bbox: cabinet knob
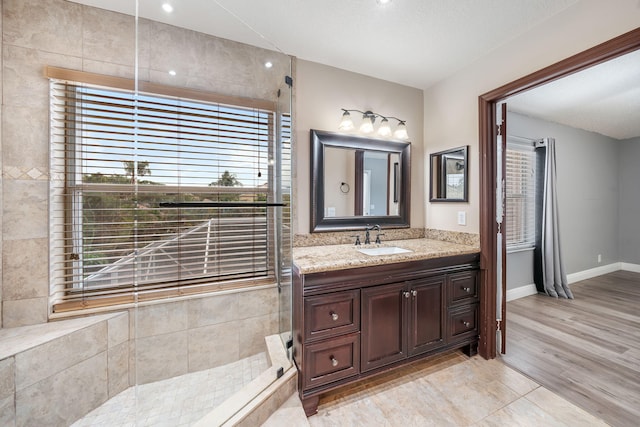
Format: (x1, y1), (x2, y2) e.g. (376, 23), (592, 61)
(411, 289), (418, 297)
(462, 321), (470, 328)
(330, 356), (338, 367)
(330, 311), (339, 321)
(462, 287), (471, 293)
(403, 291), (410, 298)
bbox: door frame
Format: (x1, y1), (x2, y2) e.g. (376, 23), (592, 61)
(477, 27), (640, 359)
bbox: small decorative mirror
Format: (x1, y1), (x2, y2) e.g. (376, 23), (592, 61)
(311, 130), (411, 232)
(430, 146), (468, 202)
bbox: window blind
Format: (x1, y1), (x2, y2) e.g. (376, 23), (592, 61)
(50, 78), (285, 311)
(505, 143), (536, 249)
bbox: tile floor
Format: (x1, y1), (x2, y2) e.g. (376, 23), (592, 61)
(263, 351), (609, 426)
(72, 352), (268, 427)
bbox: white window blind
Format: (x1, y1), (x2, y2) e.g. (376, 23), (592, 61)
(50, 78), (287, 311)
(505, 143), (536, 249)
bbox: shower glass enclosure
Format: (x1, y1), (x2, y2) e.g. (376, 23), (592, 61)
(60, 1), (293, 425)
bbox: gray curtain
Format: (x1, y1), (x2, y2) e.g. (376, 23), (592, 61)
(541, 138), (573, 299)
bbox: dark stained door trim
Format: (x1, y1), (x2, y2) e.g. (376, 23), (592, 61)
(477, 27), (640, 360)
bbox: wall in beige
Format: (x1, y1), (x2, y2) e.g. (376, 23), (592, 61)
(423, 0), (640, 234)
(1, 0), (289, 327)
(294, 59), (424, 236)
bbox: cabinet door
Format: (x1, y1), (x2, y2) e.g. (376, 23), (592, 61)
(408, 276), (445, 356)
(361, 282), (407, 372)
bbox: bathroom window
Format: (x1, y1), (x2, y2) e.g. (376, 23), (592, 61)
(49, 75), (287, 312)
(505, 143), (536, 250)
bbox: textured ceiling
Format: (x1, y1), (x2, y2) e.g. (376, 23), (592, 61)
(70, 0), (639, 139)
(508, 49), (640, 140)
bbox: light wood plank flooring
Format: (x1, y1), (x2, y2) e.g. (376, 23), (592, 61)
(501, 270), (640, 427)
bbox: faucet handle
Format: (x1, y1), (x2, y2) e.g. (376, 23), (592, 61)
(350, 235), (361, 246)
(375, 233), (385, 244)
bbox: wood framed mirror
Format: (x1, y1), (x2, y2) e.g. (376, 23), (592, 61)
(310, 129), (411, 232)
(430, 146), (469, 202)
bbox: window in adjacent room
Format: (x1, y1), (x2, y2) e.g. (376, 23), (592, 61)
(505, 141), (536, 250)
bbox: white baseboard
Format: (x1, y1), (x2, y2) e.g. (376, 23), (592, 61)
(506, 284), (538, 302)
(507, 262), (640, 302)
(566, 263), (621, 284)
(621, 262), (640, 273)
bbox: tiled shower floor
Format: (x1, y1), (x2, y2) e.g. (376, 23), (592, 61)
(72, 352), (269, 427)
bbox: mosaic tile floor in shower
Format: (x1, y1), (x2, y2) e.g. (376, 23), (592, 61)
(72, 352), (268, 427)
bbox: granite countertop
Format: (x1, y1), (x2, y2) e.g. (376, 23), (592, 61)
(293, 238), (480, 274)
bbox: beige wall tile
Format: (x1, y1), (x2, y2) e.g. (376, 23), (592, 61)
(3, 0), (83, 56)
(15, 352), (107, 427)
(133, 300), (188, 339)
(2, 44), (82, 108)
(107, 312), (129, 348)
(239, 313), (277, 359)
(2, 180), (47, 241)
(134, 331), (188, 384)
(2, 238), (48, 300)
(145, 20), (289, 100)
(81, 59), (147, 81)
(81, 6), (138, 69)
(187, 323), (239, 372)
(2, 105), (48, 171)
(15, 321), (107, 390)
(107, 341), (130, 398)
(238, 287), (278, 319)
(0, 357), (15, 400)
(2, 297), (47, 328)
(0, 395), (15, 427)
(187, 293), (239, 328)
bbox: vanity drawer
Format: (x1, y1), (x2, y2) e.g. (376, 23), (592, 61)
(447, 271), (479, 305)
(448, 304), (479, 341)
(304, 290), (360, 342)
(303, 333), (360, 390)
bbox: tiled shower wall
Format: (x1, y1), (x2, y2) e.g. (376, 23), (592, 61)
(0, 0), (291, 327)
(131, 287), (279, 385)
(0, 285), (279, 426)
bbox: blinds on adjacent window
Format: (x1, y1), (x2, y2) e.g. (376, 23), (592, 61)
(505, 142), (536, 249)
(49, 75), (286, 311)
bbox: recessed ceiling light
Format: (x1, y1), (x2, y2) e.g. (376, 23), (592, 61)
(168, 70), (176, 76)
(162, 3), (173, 13)
(264, 61), (273, 69)
(377, 0), (392, 4)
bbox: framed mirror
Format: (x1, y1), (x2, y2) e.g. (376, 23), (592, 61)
(430, 146), (468, 202)
(311, 129), (411, 232)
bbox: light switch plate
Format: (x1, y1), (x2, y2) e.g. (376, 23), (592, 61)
(457, 211), (466, 225)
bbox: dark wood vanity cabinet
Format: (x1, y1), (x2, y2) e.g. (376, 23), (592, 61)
(293, 252), (480, 416)
(361, 277), (445, 372)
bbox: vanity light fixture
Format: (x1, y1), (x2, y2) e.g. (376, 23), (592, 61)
(338, 109), (409, 140)
(162, 2), (174, 13)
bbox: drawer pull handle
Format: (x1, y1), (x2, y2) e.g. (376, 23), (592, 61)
(330, 312), (339, 321)
(330, 356), (338, 367)
(462, 321), (470, 327)
(411, 290), (418, 297)
(403, 291), (410, 298)
(462, 287), (471, 293)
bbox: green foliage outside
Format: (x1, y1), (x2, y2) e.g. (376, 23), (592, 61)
(81, 167), (273, 276)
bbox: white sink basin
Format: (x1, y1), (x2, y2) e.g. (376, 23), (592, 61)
(357, 246), (413, 256)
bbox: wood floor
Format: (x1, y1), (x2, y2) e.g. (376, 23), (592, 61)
(501, 270), (640, 427)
